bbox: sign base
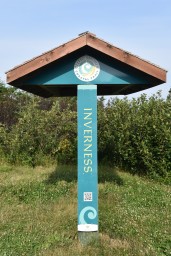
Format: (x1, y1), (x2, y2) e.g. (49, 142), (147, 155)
(78, 232), (99, 246)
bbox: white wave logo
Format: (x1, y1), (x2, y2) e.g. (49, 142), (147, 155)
(79, 206), (97, 224)
(74, 55), (100, 82)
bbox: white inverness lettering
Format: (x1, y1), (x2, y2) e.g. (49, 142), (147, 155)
(84, 136), (92, 143)
(84, 120), (92, 129)
(84, 153), (92, 158)
(84, 166), (92, 173)
(83, 108), (93, 173)
(84, 144), (92, 152)
(84, 112), (92, 120)
(84, 159), (92, 165)
(84, 130), (92, 134)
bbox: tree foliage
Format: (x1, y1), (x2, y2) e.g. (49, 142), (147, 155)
(0, 81), (171, 180)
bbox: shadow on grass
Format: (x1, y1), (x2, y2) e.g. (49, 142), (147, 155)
(99, 166), (124, 185)
(46, 165), (77, 184)
(45, 165), (123, 185)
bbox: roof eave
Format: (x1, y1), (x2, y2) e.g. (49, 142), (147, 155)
(6, 34), (87, 83)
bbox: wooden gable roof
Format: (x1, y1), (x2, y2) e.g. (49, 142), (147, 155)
(6, 32), (167, 97)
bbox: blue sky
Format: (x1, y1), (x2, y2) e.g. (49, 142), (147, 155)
(0, 0), (170, 98)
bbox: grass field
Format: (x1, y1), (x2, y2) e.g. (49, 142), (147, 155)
(0, 165), (170, 256)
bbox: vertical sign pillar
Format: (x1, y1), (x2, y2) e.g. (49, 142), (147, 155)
(77, 85), (98, 241)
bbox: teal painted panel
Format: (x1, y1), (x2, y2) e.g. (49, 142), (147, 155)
(77, 85), (98, 232)
(25, 54), (147, 86)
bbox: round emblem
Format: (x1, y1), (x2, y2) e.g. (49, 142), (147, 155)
(74, 55), (100, 82)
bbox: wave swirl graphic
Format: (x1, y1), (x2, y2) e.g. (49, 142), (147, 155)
(79, 206), (97, 225)
(79, 62), (95, 77)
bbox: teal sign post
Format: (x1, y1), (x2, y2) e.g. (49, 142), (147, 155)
(77, 85), (98, 234)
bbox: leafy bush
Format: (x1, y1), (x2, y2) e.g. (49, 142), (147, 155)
(0, 81), (170, 181)
(99, 93), (171, 179)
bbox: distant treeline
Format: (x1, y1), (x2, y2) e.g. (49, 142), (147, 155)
(0, 81), (171, 181)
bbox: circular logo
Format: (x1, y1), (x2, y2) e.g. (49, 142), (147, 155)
(74, 55), (100, 82)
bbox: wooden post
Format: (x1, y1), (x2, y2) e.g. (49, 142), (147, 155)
(77, 85), (98, 244)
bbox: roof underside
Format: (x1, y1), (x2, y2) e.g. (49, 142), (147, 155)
(6, 32), (167, 97)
